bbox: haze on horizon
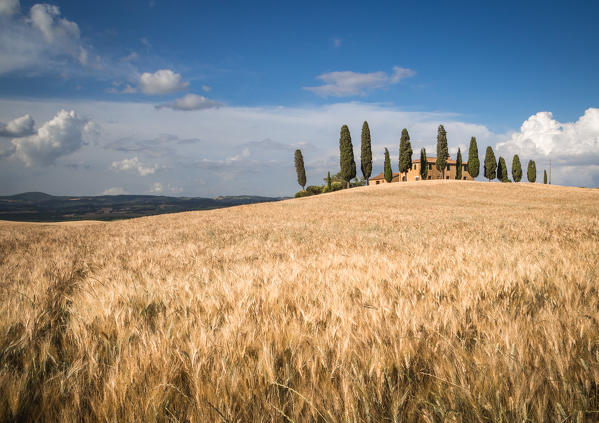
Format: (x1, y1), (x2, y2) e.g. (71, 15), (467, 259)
(0, 0), (597, 197)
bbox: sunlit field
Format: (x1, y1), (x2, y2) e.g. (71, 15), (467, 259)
(1, 181), (598, 422)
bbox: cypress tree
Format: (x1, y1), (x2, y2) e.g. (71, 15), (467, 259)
(527, 160), (536, 183)
(468, 136), (480, 178)
(456, 148), (463, 180)
(339, 125), (356, 188)
(436, 125), (449, 179)
(512, 154), (522, 182)
(544, 169), (548, 184)
(360, 121), (373, 184)
(497, 156), (509, 182)
(327, 171), (332, 190)
(384, 148), (392, 182)
(294, 149), (306, 190)
(420, 148), (428, 180)
(398, 128), (412, 181)
(484, 146), (497, 181)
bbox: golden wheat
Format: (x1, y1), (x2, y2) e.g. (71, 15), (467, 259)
(1, 180), (598, 422)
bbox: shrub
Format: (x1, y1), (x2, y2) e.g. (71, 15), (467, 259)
(294, 190), (313, 198)
(306, 185), (324, 195)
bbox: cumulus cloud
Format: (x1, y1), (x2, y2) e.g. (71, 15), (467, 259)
(0, 1), (90, 75)
(0, 114), (35, 137)
(496, 108), (599, 160)
(138, 69), (188, 95)
(101, 187), (127, 195)
(11, 109), (92, 166)
(155, 94), (222, 111)
(0, 0), (19, 15)
(304, 66), (415, 97)
(148, 182), (182, 195)
(495, 108), (599, 186)
(111, 156), (158, 176)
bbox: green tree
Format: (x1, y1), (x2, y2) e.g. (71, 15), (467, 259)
(294, 149), (306, 190)
(398, 128), (412, 181)
(468, 136), (480, 178)
(456, 148), (463, 180)
(527, 160), (536, 183)
(339, 125), (356, 188)
(436, 125), (449, 179)
(327, 171), (332, 190)
(420, 148), (428, 180)
(544, 169), (548, 184)
(384, 148), (392, 182)
(497, 156), (509, 182)
(360, 121), (373, 184)
(484, 146), (497, 181)
(512, 154), (522, 182)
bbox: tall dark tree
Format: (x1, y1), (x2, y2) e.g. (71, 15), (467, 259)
(497, 156), (509, 182)
(398, 128), (413, 181)
(456, 148), (463, 180)
(468, 136), (480, 178)
(384, 148), (392, 182)
(544, 169), (548, 184)
(436, 125), (449, 179)
(484, 146), (497, 181)
(527, 160), (537, 183)
(420, 148), (428, 180)
(360, 121), (373, 184)
(339, 125), (356, 188)
(327, 171), (332, 190)
(512, 154), (522, 182)
(294, 149), (306, 190)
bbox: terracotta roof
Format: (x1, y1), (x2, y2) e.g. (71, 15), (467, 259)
(370, 172), (400, 180)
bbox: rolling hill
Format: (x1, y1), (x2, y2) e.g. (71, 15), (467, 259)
(1, 181), (598, 421)
(0, 192), (287, 221)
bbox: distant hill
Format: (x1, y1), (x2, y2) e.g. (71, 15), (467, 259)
(0, 192), (288, 222)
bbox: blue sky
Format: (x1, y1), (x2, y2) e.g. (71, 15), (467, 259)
(0, 0), (598, 196)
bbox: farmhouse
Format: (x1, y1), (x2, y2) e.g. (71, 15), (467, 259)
(369, 156), (474, 185)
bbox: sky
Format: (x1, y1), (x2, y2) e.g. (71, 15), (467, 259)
(0, 0), (598, 196)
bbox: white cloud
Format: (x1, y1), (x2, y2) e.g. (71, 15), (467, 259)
(0, 1), (90, 75)
(0, 114), (35, 137)
(11, 109), (91, 166)
(138, 69), (188, 95)
(101, 186), (127, 195)
(496, 108), (599, 159)
(495, 108), (599, 185)
(304, 66), (415, 97)
(149, 182), (163, 193)
(0, 0), (19, 16)
(155, 94), (222, 111)
(201, 85), (211, 92)
(29, 4), (79, 43)
(112, 156), (158, 176)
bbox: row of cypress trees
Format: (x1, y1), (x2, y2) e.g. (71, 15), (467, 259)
(294, 122), (548, 190)
(482, 145), (542, 183)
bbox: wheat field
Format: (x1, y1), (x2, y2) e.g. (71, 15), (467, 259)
(1, 181), (598, 422)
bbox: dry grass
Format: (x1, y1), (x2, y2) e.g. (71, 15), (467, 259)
(1, 180), (599, 422)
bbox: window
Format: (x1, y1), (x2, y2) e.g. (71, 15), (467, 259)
(414, 164), (418, 170)
(447, 164), (451, 170)
(463, 165), (467, 171)
(463, 177), (467, 180)
(428, 164), (432, 170)
(446, 176), (449, 179)
(427, 176), (431, 180)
